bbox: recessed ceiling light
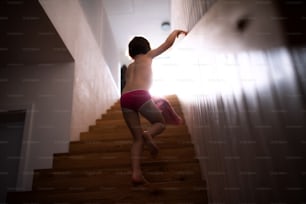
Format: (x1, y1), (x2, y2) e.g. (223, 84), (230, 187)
(161, 21), (171, 31)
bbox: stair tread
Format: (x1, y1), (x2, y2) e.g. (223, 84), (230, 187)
(55, 145), (195, 157)
(31, 180), (206, 191)
(71, 137), (192, 145)
(69, 139), (194, 154)
(107, 102), (182, 110)
(33, 170), (204, 191)
(85, 130), (189, 136)
(35, 159), (200, 175)
(109, 96), (181, 108)
(52, 146), (196, 169)
(97, 117), (184, 122)
(80, 131), (191, 141)
(8, 182), (207, 203)
(52, 156), (199, 169)
(89, 124), (187, 130)
(52, 159), (198, 168)
(103, 108), (183, 117)
(93, 121), (185, 127)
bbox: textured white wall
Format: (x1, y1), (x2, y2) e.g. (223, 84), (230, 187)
(39, 0), (120, 141)
(0, 63), (74, 190)
(79, 0), (120, 88)
(172, 0), (306, 203)
(171, 0), (216, 31)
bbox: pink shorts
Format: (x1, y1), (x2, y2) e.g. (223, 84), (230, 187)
(120, 90), (152, 111)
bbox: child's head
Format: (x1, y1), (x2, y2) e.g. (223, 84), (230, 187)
(128, 36), (151, 59)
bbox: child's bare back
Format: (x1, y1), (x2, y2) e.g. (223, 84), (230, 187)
(122, 30), (187, 95)
(123, 55), (153, 94)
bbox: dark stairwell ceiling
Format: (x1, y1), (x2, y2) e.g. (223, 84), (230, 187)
(0, 0), (73, 67)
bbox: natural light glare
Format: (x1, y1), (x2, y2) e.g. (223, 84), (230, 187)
(150, 47), (293, 99)
(150, 57), (178, 96)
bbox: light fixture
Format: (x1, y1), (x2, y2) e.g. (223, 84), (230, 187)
(161, 21), (171, 31)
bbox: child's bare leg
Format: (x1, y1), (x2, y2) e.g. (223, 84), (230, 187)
(139, 101), (166, 155)
(142, 130), (159, 156)
(121, 108), (147, 184)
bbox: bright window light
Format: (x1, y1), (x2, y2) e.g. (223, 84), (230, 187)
(150, 47), (294, 99)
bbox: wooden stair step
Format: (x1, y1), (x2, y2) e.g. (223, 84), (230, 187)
(88, 124), (188, 133)
(7, 182), (207, 204)
(94, 119), (186, 129)
(109, 97), (181, 109)
(108, 100), (181, 109)
(32, 166), (202, 191)
(101, 106), (183, 119)
(94, 119), (183, 127)
(80, 129), (190, 141)
(34, 160), (201, 180)
(52, 147), (196, 169)
(95, 118), (134, 125)
(69, 138), (194, 154)
(6, 95), (207, 204)
(106, 100), (182, 109)
(97, 111), (185, 122)
(105, 105), (183, 115)
(96, 118), (186, 126)
(33, 160), (202, 191)
(94, 121), (186, 130)
(100, 112), (184, 120)
(100, 114), (184, 121)
(32, 176), (204, 192)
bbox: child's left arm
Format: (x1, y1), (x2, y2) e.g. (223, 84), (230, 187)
(147, 30), (187, 58)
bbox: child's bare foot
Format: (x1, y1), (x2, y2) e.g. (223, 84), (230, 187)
(143, 131), (159, 157)
(131, 175), (149, 186)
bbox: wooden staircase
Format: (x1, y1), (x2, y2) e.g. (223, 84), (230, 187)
(7, 95), (207, 203)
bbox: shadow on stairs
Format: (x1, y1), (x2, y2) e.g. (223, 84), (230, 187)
(6, 95), (208, 203)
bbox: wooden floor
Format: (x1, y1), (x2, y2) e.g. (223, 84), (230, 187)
(7, 95), (207, 203)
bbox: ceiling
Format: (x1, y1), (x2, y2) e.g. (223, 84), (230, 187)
(102, 0), (171, 64)
(0, 0), (170, 66)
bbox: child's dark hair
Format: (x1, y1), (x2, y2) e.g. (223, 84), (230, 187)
(128, 36), (151, 58)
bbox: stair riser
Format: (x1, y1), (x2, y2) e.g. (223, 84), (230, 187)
(109, 99), (181, 109)
(34, 160), (200, 180)
(89, 125), (188, 133)
(32, 170), (202, 191)
(95, 120), (184, 127)
(53, 148), (195, 169)
(80, 131), (190, 141)
(7, 189), (206, 204)
(100, 114), (184, 121)
(108, 102), (182, 110)
(105, 108), (183, 118)
(96, 117), (184, 124)
(101, 109), (184, 119)
(69, 141), (193, 154)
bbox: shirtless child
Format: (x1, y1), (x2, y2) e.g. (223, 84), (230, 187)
(120, 30), (187, 185)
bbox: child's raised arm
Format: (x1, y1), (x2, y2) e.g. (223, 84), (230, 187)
(147, 30), (187, 58)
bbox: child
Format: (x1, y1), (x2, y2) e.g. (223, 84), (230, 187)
(120, 30), (188, 185)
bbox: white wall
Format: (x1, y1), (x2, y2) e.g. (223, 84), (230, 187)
(39, 0), (120, 141)
(0, 63), (74, 190)
(172, 0), (306, 203)
(79, 0), (120, 88)
(171, 0), (216, 31)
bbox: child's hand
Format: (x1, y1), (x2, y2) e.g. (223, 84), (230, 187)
(176, 30), (188, 38)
